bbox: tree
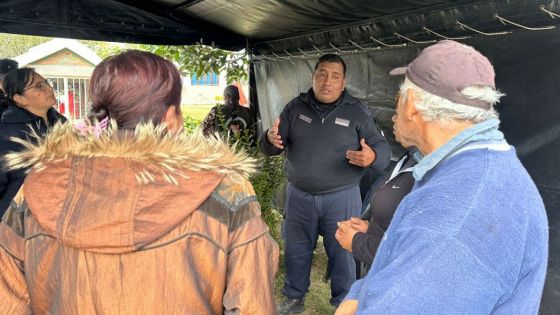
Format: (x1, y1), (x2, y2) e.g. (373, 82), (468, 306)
(81, 40), (144, 59)
(0, 33), (51, 58)
(144, 43), (249, 84)
(0, 33), (138, 60)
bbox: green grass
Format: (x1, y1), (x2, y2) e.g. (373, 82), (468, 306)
(275, 237), (337, 315)
(181, 104), (214, 121)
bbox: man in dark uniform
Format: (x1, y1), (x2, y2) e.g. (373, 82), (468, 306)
(260, 54), (389, 314)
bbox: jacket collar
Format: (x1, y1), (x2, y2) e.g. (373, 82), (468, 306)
(1, 105), (66, 125)
(301, 88), (354, 107)
(413, 118), (504, 181)
(5, 120), (257, 182)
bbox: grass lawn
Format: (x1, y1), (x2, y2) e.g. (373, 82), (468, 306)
(181, 104), (214, 121)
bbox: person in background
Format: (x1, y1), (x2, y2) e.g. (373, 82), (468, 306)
(0, 59), (19, 117)
(201, 84), (253, 136)
(336, 40), (548, 315)
(232, 81), (248, 107)
(0, 59), (18, 86)
(335, 149), (417, 275)
(0, 50), (278, 314)
(260, 53), (390, 314)
(0, 67), (66, 218)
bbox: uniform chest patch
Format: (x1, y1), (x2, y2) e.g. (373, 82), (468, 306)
(298, 114), (312, 124)
(335, 117), (350, 127)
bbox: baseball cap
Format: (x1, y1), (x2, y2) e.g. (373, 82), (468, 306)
(390, 40), (495, 109)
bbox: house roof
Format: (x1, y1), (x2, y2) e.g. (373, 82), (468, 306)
(14, 38), (102, 67)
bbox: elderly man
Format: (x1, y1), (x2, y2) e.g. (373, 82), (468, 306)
(336, 40), (548, 314)
(260, 53), (390, 314)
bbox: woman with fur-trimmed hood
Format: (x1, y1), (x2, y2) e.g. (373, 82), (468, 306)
(0, 51), (279, 314)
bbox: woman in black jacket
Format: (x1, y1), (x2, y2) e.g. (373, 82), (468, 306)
(0, 67), (66, 218)
(335, 150), (417, 276)
(0, 59), (18, 118)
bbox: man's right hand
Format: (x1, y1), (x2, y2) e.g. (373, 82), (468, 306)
(267, 117), (284, 149)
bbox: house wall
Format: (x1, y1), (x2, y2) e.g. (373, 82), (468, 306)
(181, 72), (227, 105)
(28, 49), (95, 78)
(180, 73), (249, 106)
(33, 49), (92, 67)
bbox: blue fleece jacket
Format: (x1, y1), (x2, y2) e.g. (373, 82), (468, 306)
(345, 121), (549, 314)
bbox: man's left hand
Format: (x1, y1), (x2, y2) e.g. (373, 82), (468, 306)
(335, 221), (359, 252)
(346, 138), (376, 167)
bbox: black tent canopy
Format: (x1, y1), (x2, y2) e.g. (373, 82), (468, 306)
(1, 1), (559, 313)
(1, 0), (559, 50)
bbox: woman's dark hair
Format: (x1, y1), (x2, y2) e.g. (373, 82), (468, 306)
(0, 59), (18, 79)
(0, 67), (35, 109)
(223, 85), (240, 108)
(88, 50), (182, 129)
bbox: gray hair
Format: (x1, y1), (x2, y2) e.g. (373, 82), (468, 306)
(399, 78), (504, 123)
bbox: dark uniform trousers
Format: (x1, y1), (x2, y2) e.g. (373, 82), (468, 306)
(281, 183), (361, 306)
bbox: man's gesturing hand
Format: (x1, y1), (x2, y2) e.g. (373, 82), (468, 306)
(267, 118), (284, 149)
(346, 138), (376, 167)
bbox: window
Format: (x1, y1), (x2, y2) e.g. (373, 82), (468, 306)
(191, 72), (219, 86)
(48, 77), (91, 120)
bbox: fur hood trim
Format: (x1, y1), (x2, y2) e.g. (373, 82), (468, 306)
(4, 120), (258, 183)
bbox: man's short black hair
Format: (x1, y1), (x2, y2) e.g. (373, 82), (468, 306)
(313, 54), (346, 77)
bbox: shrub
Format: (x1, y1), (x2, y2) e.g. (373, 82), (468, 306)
(183, 114), (202, 133)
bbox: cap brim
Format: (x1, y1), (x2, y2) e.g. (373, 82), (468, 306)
(389, 66), (407, 76)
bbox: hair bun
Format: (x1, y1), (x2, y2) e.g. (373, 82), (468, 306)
(88, 106), (109, 122)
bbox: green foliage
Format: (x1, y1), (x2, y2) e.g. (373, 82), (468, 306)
(0, 33), (51, 58)
(80, 40), (144, 59)
(144, 43), (249, 84)
(182, 114), (202, 133)
(251, 155), (285, 238)
(0, 33), (144, 60)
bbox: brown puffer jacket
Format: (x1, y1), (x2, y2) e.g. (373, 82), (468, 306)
(0, 122), (279, 315)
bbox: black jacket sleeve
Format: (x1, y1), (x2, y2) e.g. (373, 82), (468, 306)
(0, 141), (25, 219)
(351, 216), (387, 265)
(258, 100), (292, 156)
(351, 229), (383, 265)
(258, 131), (283, 156)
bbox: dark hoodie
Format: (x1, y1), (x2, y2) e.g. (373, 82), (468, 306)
(260, 89), (390, 194)
(0, 105), (66, 217)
